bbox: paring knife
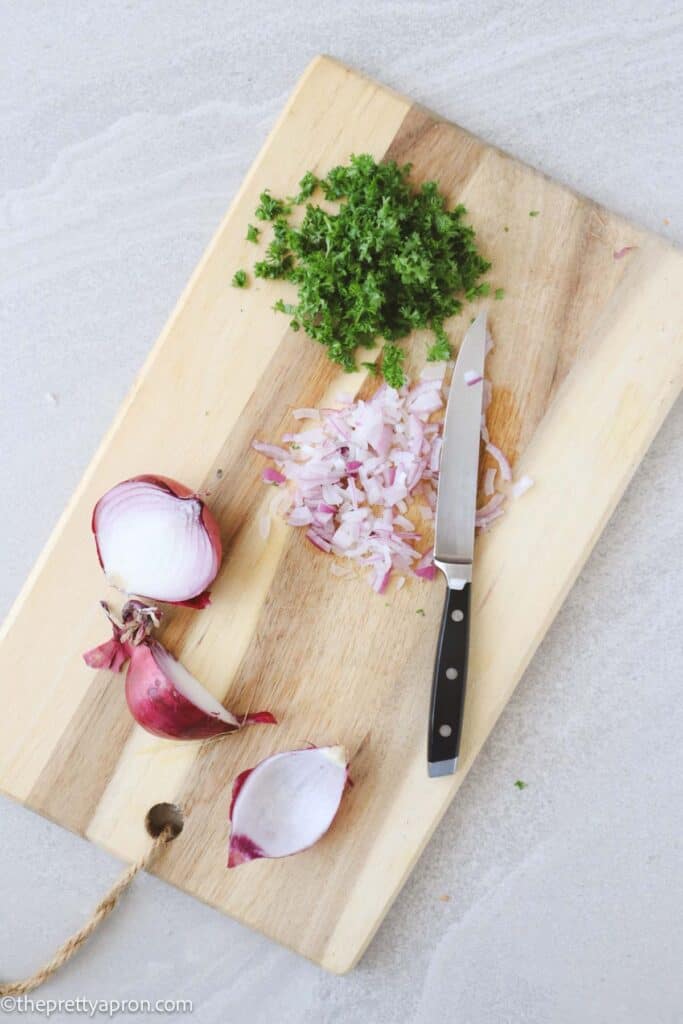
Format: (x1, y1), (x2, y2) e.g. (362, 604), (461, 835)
(428, 311), (488, 778)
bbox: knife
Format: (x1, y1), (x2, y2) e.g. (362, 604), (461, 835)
(428, 311), (487, 778)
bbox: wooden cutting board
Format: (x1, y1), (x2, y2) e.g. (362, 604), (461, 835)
(1, 56), (681, 974)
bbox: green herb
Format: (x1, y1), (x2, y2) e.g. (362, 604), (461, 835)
(416, 608), (425, 616)
(361, 361), (379, 376)
(273, 298), (297, 315)
(382, 343), (405, 389)
(246, 224), (260, 243)
(290, 319), (300, 331)
(529, 210), (540, 217)
(296, 171), (319, 203)
(251, 154), (490, 384)
(426, 322), (452, 362)
(255, 190), (291, 221)
(231, 269), (248, 288)
(494, 287), (505, 301)
(503, 225), (509, 232)
(514, 780), (527, 790)
(290, 443), (300, 449)
(466, 281), (491, 301)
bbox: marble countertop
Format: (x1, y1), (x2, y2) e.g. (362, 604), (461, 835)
(1, 3), (681, 1021)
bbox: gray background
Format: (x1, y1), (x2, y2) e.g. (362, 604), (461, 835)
(1, 2), (681, 1021)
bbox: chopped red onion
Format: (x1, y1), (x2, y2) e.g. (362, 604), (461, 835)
(253, 340), (531, 590)
(262, 467), (286, 486)
(511, 474), (534, 497)
(485, 441), (512, 482)
(613, 245), (637, 260)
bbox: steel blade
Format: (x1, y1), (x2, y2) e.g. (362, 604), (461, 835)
(434, 311), (487, 567)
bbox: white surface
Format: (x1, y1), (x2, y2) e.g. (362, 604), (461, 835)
(1, 2), (681, 1021)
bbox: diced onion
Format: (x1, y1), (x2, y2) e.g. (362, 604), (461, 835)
(254, 344), (533, 590)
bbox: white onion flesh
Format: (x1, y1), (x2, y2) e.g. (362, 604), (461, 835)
(228, 746), (348, 867)
(152, 644), (239, 727)
(93, 478), (221, 603)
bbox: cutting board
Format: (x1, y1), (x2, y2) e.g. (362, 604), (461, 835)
(1, 56), (681, 974)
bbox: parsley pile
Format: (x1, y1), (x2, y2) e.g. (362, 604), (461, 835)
(245, 154), (490, 386)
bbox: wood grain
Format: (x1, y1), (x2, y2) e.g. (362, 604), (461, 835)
(0, 55), (681, 973)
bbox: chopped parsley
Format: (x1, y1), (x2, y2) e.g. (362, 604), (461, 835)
(382, 343), (406, 389)
(361, 361), (378, 376)
(503, 225), (509, 232)
(416, 608), (425, 616)
(255, 190), (291, 221)
(529, 210), (540, 217)
(231, 269), (248, 288)
(466, 281), (490, 301)
(249, 155), (490, 384)
(296, 171), (319, 203)
(426, 323), (452, 363)
(494, 287), (505, 301)
(246, 224), (260, 243)
(514, 780), (527, 790)
(273, 298), (297, 315)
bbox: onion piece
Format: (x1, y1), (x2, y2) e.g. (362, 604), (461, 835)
(227, 746), (349, 867)
(83, 604), (275, 741)
(511, 474), (534, 497)
(126, 642), (274, 740)
(262, 468), (286, 486)
(476, 492), (505, 518)
(92, 476), (222, 607)
(292, 408), (320, 420)
(485, 441), (512, 482)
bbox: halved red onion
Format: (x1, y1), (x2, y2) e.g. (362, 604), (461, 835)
(92, 475), (222, 607)
(228, 746), (348, 868)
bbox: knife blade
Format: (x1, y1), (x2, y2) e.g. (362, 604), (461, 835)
(428, 311), (487, 777)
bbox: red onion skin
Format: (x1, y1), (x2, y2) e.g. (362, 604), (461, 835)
(228, 833), (265, 868)
(92, 474), (223, 608)
(83, 635), (131, 672)
(169, 591), (213, 610)
(229, 767), (254, 818)
(124, 642), (275, 740)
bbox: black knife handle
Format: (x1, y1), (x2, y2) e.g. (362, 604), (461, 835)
(428, 581), (471, 771)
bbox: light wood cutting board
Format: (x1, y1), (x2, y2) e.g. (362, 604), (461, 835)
(1, 56), (682, 974)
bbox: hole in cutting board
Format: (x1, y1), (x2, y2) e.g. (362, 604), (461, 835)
(145, 802), (184, 839)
